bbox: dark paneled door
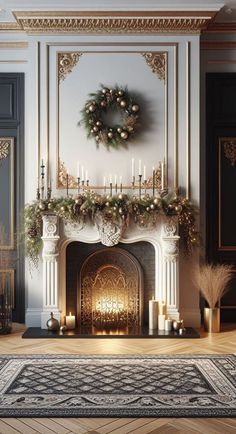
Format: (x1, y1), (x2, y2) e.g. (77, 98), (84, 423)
(0, 73), (24, 322)
(206, 73), (236, 321)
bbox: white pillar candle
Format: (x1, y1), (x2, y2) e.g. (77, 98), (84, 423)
(164, 318), (173, 331)
(77, 161), (80, 177)
(114, 174), (117, 185)
(138, 159), (142, 175)
(149, 299), (159, 330)
(103, 176), (106, 186)
(143, 165), (146, 181)
(131, 158), (135, 177)
(158, 314), (166, 331)
(81, 166), (84, 181)
(66, 312), (75, 330)
(85, 170), (88, 181)
(109, 174), (112, 184)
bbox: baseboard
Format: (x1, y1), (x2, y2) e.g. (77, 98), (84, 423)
(180, 308), (201, 328)
(25, 308), (42, 327)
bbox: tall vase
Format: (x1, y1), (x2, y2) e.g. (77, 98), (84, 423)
(204, 307), (220, 333)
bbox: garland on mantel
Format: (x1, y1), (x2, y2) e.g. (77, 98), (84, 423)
(24, 191), (198, 267)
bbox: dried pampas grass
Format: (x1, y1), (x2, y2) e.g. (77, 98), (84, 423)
(194, 263), (234, 308)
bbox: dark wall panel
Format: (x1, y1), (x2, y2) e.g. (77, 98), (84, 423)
(0, 73), (24, 322)
(205, 73), (236, 321)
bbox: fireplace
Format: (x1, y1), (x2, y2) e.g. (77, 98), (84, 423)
(40, 214), (180, 330)
(79, 247), (143, 329)
(66, 242), (156, 331)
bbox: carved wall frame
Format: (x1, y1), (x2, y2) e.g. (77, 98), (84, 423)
(55, 47), (169, 190)
(218, 137), (236, 251)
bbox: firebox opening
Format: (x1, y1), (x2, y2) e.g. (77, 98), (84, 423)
(66, 241), (155, 333)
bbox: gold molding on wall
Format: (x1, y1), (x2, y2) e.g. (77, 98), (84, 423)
(0, 139), (10, 160)
(12, 10), (216, 34)
(142, 52), (166, 82)
(218, 137), (236, 251)
(58, 52), (83, 83)
(0, 138), (14, 250)
(0, 41), (28, 49)
(55, 48), (170, 190)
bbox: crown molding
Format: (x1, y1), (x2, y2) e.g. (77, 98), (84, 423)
(8, 10), (216, 34)
(0, 21), (22, 32)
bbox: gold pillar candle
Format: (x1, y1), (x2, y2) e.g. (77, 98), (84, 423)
(66, 312), (76, 330)
(164, 318), (172, 331)
(158, 314), (166, 330)
(158, 301), (167, 315)
(149, 299), (159, 330)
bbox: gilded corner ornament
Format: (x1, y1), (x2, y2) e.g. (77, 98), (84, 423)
(58, 52), (82, 82)
(142, 52), (167, 82)
(223, 139), (236, 166)
(0, 139), (11, 160)
(58, 160), (77, 188)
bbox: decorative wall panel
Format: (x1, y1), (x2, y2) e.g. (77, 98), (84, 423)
(0, 137), (14, 250)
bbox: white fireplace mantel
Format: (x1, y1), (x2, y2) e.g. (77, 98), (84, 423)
(40, 213), (180, 329)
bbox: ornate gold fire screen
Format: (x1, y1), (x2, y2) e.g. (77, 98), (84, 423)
(79, 248), (143, 329)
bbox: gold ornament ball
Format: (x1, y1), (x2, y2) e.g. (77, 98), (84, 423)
(113, 206), (117, 211)
(117, 127), (122, 133)
(101, 101), (106, 107)
(150, 204), (155, 209)
(60, 206), (65, 212)
(96, 121), (102, 126)
(118, 194), (123, 200)
(95, 135), (100, 141)
(121, 131), (129, 140)
(132, 104), (140, 112)
(120, 100), (126, 108)
(108, 131), (113, 139)
(153, 198), (159, 205)
(93, 126), (99, 132)
(116, 97), (121, 103)
(146, 206), (150, 212)
(39, 202), (46, 210)
(109, 89), (113, 94)
(89, 105), (96, 112)
(90, 128), (94, 134)
(119, 207), (123, 214)
(118, 90), (124, 96)
(105, 202), (110, 207)
(102, 88), (108, 94)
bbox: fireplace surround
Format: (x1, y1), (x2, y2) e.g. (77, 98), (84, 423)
(40, 213), (180, 330)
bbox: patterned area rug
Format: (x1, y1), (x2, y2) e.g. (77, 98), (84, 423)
(0, 355), (235, 417)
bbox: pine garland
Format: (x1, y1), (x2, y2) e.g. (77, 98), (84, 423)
(24, 191), (198, 266)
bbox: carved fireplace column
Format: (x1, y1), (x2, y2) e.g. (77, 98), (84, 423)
(41, 215), (61, 329)
(161, 219), (180, 320)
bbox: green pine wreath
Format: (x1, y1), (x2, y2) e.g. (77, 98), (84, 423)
(80, 85), (141, 150)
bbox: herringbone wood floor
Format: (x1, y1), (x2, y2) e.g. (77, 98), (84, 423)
(0, 323), (235, 434)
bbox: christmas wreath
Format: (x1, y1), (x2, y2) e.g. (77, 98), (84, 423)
(80, 85), (141, 150)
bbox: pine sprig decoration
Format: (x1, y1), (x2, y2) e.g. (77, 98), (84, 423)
(80, 85), (141, 150)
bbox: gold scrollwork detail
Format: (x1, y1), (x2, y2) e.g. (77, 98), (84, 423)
(58, 52), (83, 82)
(142, 52), (167, 82)
(0, 139), (11, 160)
(58, 160), (77, 188)
(14, 15), (211, 34)
(223, 139), (236, 166)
